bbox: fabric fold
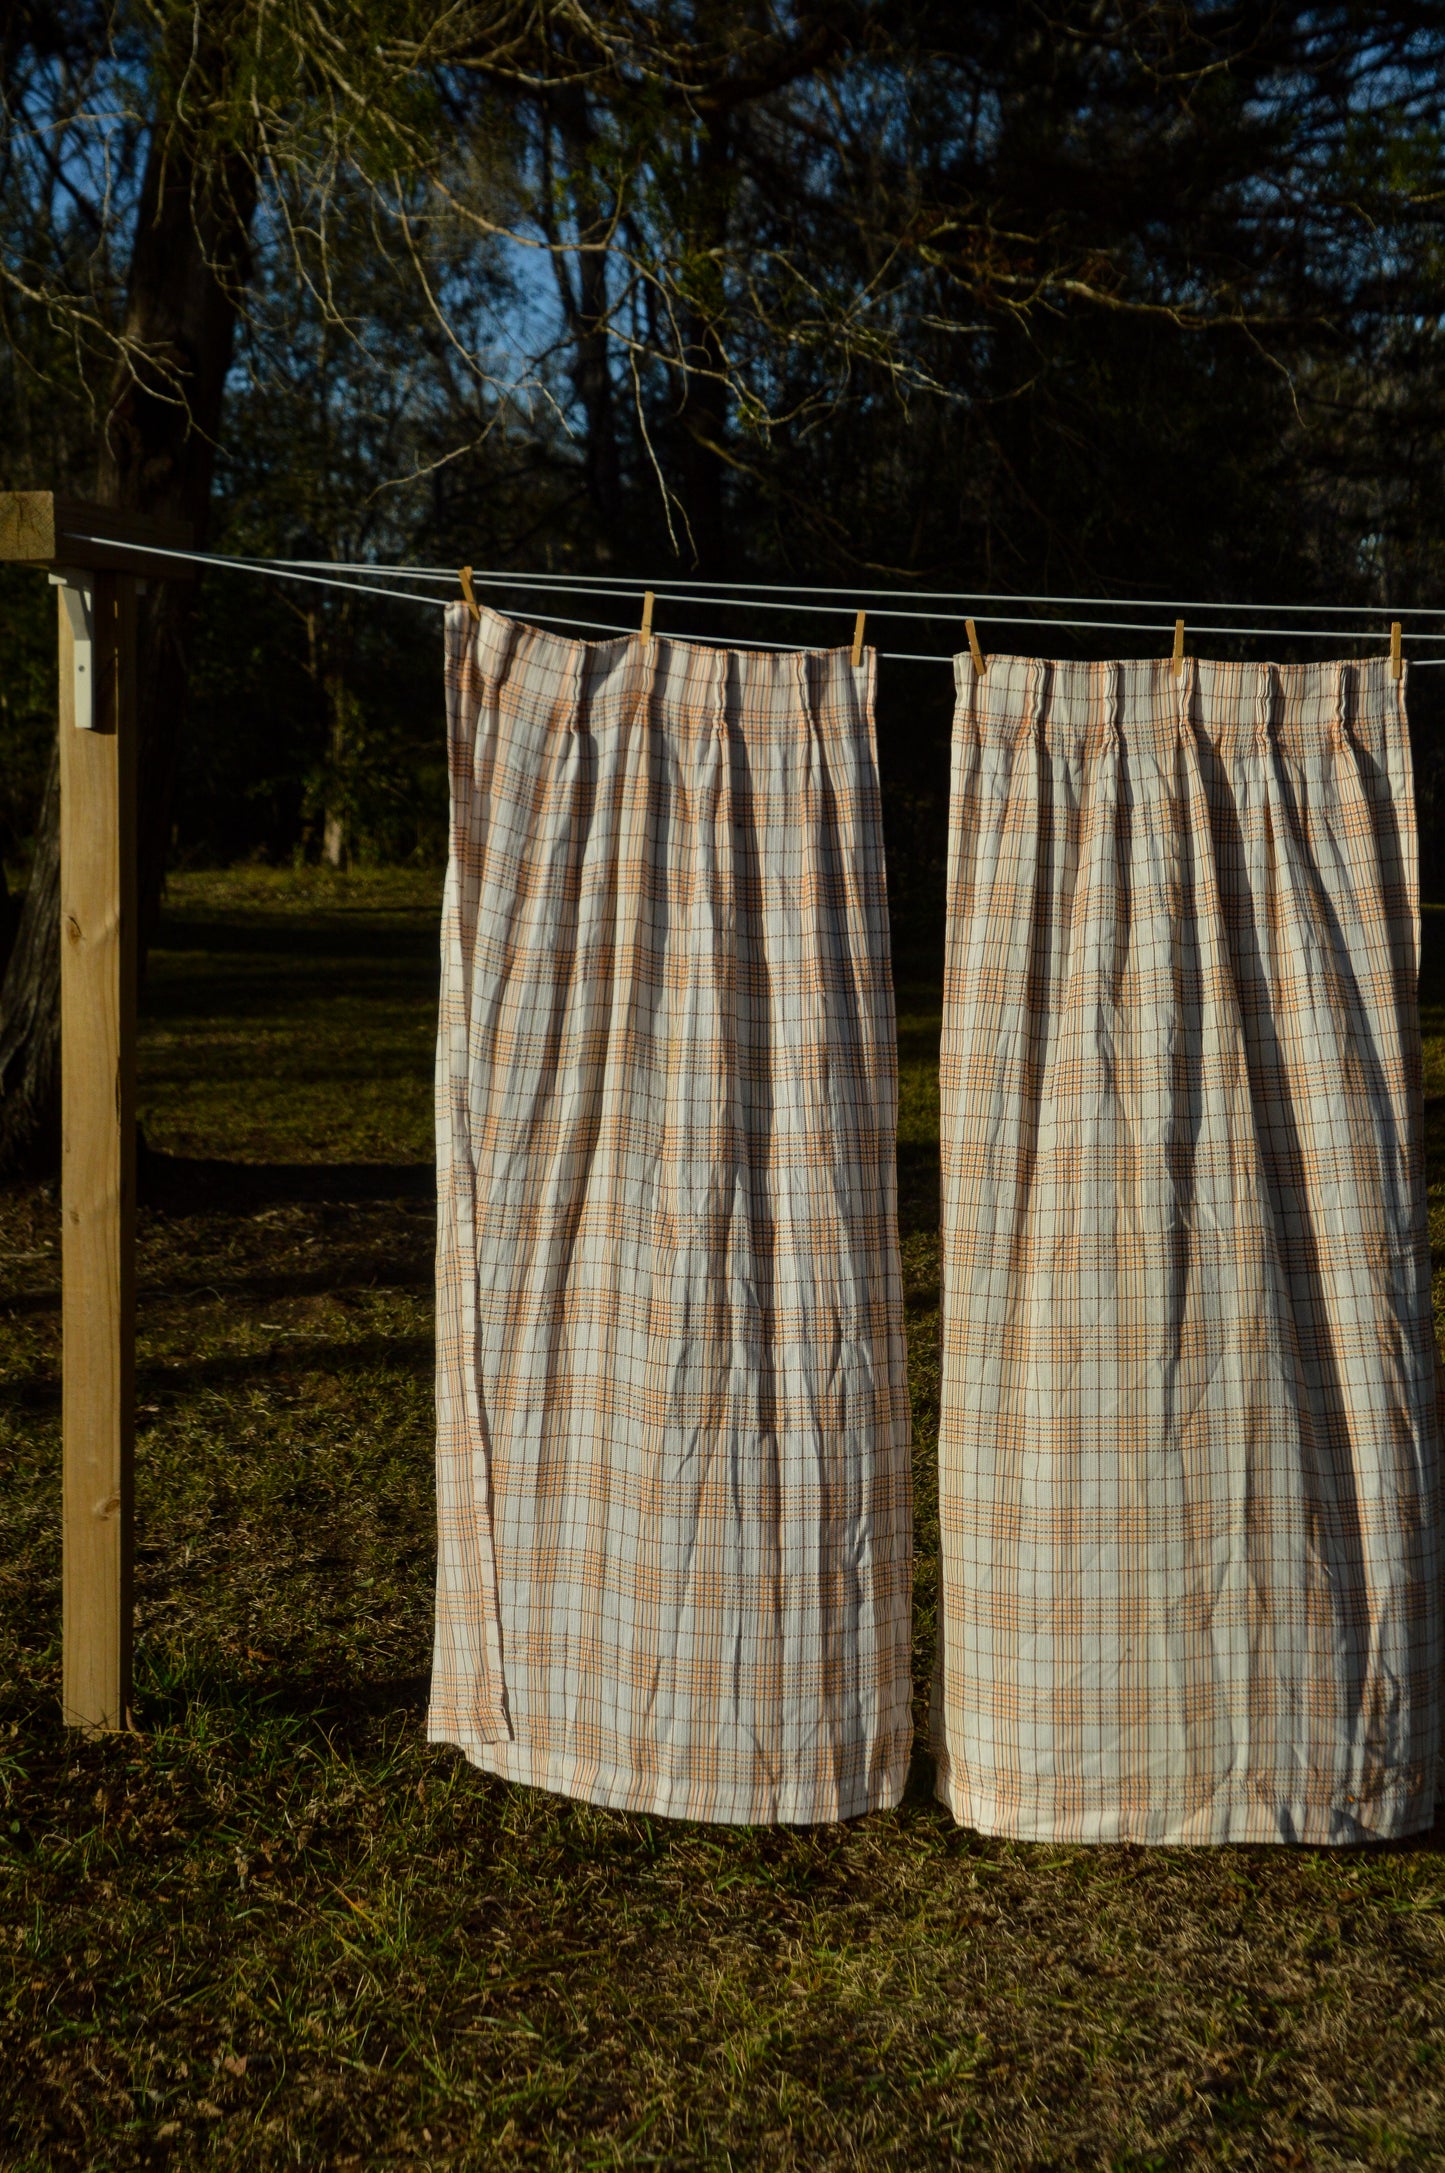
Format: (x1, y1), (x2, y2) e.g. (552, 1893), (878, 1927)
(428, 605), (913, 1823)
(936, 652), (1440, 1845)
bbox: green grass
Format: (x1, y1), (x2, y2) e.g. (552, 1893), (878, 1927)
(2, 867), (1445, 2169)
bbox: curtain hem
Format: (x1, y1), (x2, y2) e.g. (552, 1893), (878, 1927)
(430, 1726), (912, 1827)
(933, 1755), (1437, 1846)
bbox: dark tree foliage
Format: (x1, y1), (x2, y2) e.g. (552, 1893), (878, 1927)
(1, 1), (1443, 1163)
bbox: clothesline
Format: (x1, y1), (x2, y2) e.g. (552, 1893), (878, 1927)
(64, 533), (1445, 663)
(321, 563), (1444, 642)
(342, 558), (1445, 622)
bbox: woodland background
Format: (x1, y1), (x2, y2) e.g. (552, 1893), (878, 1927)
(1, 1), (1444, 1166)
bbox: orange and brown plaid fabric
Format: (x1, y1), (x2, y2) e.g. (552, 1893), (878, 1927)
(935, 653), (1441, 1844)
(428, 604), (913, 1822)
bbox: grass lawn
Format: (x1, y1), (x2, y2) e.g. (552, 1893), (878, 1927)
(3, 865), (1445, 2170)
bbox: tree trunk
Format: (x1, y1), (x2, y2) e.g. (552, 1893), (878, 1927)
(322, 681), (349, 869)
(547, 91), (624, 550)
(576, 302), (623, 545)
(0, 745), (60, 1174)
(673, 117), (733, 576)
(0, 114), (255, 1177)
(675, 329), (729, 575)
(99, 138), (256, 959)
(571, 156), (622, 544)
(0, 856), (14, 979)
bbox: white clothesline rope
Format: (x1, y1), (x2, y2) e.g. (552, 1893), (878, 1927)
(62, 533), (1445, 664)
(291, 556), (1445, 622)
(63, 534), (447, 611)
(289, 562), (1445, 641)
(465, 606), (1433, 668)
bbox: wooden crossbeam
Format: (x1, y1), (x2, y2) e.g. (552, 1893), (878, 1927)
(2, 494), (193, 1731)
(0, 491), (196, 581)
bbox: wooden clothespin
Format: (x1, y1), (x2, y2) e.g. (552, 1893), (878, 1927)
(459, 566), (481, 623)
(1171, 618), (1185, 677)
(965, 618), (986, 677)
(639, 590), (655, 644)
(1390, 621), (1402, 682)
(851, 610), (866, 668)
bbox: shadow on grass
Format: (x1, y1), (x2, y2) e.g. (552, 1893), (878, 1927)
(152, 911), (440, 961)
(140, 1147), (434, 1214)
(0, 1661), (435, 1758)
(141, 1665), (435, 1738)
(3, 1260), (434, 1317)
(897, 1140), (940, 1237)
(4, 1333), (434, 1413)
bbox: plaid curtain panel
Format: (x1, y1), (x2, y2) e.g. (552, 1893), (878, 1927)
(936, 654), (1441, 1844)
(429, 605), (913, 1823)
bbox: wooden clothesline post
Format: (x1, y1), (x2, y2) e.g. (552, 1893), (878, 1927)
(0, 493), (193, 1733)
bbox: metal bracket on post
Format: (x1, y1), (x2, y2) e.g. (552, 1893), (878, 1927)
(49, 569), (96, 730)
